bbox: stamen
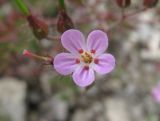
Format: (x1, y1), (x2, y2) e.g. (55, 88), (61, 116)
(84, 65), (89, 70)
(75, 59), (80, 64)
(79, 49), (84, 54)
(91, 49), (96, 54)
(81, 51), (93, 64)
(94, 58), (99, 64)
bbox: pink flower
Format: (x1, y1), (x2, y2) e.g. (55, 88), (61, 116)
(54, 29), (116, 87)
(152, 82), (160, 102)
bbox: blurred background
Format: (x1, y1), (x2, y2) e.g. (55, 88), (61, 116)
(0, 0), (160, 121)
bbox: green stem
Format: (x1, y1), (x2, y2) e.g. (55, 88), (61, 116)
(59, 0), (66, 10)
(15, 0), (30, 16)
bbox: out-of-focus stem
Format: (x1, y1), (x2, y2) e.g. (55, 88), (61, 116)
(15, 0), (30, 16)
(123, 7), (148, 19)
(58, 0), (66, 10)
(46, 35), (60, 41)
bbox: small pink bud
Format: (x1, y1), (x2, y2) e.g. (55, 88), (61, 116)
(23, 49), (32, 56)
(27, 15), (49, 40)
(116, 0), (131, 8)
(143, 0), (159, 8)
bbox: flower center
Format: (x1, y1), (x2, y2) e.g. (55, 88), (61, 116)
(81, 51), (93, 64)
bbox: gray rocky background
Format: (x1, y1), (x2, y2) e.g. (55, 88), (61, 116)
(0, 0), (160, 121)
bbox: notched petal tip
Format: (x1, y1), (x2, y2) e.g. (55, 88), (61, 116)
(61, 29), (86, 54)
(87, 30), (108, 55)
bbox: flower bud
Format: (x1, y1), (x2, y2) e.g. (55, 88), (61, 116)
(27, 15), (49, 40)
(116, 0), (131, 8)
(57, 10), (74, 33)
(23, 49), (53, 64)
(143, 0), (159, 8)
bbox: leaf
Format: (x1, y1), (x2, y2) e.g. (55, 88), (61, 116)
(15, 0), (30, 16)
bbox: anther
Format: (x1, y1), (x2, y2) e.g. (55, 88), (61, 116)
(79, 49), (84, 54)
(94, 58), (99, 64)
(75, 59), (80, 64)
(84, 65), (89, 70)
(91, 49), (96, 54)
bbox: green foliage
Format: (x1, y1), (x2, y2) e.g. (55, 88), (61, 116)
(59, 0), (66, 10)
(28, 39), (41, 53)
(49, 75), (80, 102)
(0, 115), (10, 121)
(112, 64), (124, 79)
(49, 75), (79, 93)
(15, 0), (30, 16)
(148, 115), (157, 121)
(0, 43), (11, 73)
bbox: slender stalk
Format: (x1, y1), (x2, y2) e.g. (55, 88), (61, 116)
(15, 0), (30, 16)
(59, 0), (66, 10)
(23, 49), (52, 63)
(124, 7), (147, 19)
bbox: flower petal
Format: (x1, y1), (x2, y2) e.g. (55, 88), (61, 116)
(54, 53), (78, 75)
(61, 29), (86, 54)
(72, 66), (95, 87)
(152, 86), (160, 102)
(87, 30), (108, 55)
(93, 54), (115, 74)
